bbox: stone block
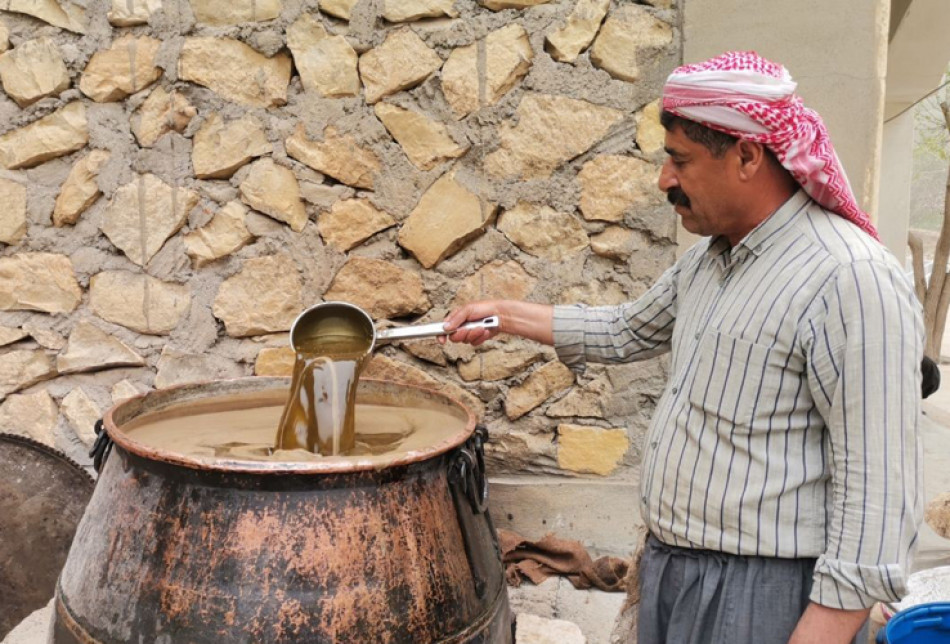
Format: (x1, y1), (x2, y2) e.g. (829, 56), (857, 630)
(0, 102), (88, 170)
(131, 86), (197, 147)
(0, 37), (69, 107)
(239, 158), (308, 232)
(544, 0), (609, 63)
(635, 99), (665, 156)
(286, 124), (380, 189)
(0, 20), (6, 52)
(183, 201), (254, 267)
(557, 424), (628, 475)
(485, 94), (623, 180)
(108, 0), (162, 26)
(155, 347), (244, 389)
(60, 387), (101, 446)
(22, 324), (64, 350)
(90, 271), (191, 335)
(192, 113), (271, 179)
(382, 0), (457, 21)
(363, 353), (484, 419)
(506, 361), (574, 420)
(0, 252), (81, 314)
(111, 379), (147, 405)
(497, 202), (589, 262)
(0, 177), (26, 244)
(374, 102), (468, 171)
(0, 0), (87, 33)
(458, 346), (542, 382)
(515, 613), (585, 644)
(578, 155), (661, 222)
(254, 346), (295, 376)
(101, 173), (199, 266)
(590, 4), (673, 83)
(319, 0), (357, 20)
(451, 260), (537, 308)
(287, 13), (359, 98)
(318, 198), (395, 251)
(0, 350), (56, 399)
(79, 35), (162, 102)
(398, 170), (496, 269)
(179, 37), (291, 108)
(53, 150), (110, 227)
(0, 326), (27, 347)
(590, 226), (640, 261)
(358, 28), (443, 104)
(546, 375), (609, 418)
(0, 390), (58, 446)
(213, 254), (302, 337)
(324, 256), (429, 319)
(189, 0), (281, 25)
(56, 321), (145, 375)
(926, 491), (950, 538)
(480, 0), (552, 9)
(442, 23), (533, 119)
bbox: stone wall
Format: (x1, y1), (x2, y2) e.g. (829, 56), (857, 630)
(0, 0), (678, 549)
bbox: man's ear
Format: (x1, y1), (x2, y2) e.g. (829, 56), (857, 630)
(734, 140), (766, 180)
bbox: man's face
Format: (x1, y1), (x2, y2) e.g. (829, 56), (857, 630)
(658, 124), (739, 240)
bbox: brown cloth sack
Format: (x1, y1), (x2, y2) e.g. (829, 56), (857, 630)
(497, 528), (630, 592)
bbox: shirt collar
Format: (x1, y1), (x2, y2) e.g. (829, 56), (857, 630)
(705, 189), (810, 265)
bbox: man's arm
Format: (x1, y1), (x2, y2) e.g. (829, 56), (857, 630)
(788, 603), (870, 644)
(443, 300), (554, 346)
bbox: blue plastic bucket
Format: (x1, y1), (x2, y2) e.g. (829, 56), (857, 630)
(884, 602), (950, 643)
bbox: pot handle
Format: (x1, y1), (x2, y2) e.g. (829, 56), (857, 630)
(89, 418), (113, 475)
(451, 425), (489, 514)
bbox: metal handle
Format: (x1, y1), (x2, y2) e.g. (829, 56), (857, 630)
(376, 316), (499, 344)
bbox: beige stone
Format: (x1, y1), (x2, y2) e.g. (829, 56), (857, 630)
(60, 387), (101, 446)
(190, 0), (281, 25)
(213, 254), (302, 337)
(0, 19), (8, 52)
(544, 0), (609, 63)
(318, 198), (395, 251)
(52, 150), (110, 227)
(112, 379), (147, 405)
(358, 28), (443, 104)
(364, 353), (484, 419)
(578, 154), (661, 222)
(382, 0), (457, 22)
(56, 321), (145, 374)
(108, 0), (162, 26)
(179, 38), (291, 108)
(398, 170), (496, 269)
(547, 375), (609, 417)
(560, 280), (628, 306)
(0, 177), (26, 244)
(636, 99), (665, 156)
(287, 14), (359, 98)
(286, 124), (380, 189)
(0, 390), (58, 446)
(239, 158), (307, 232)
(590, 4), (673, 83)
(516, 613), (586, 644)
(192, 113), (271, 179)
(155, 347), (244, 389)
(590, 226), (649, 261)
(441, 24), (533, 119)
(0, 350), (55, 399)
(0, 38), (69, 108)
(254, 346), (295, 376)
(374, 103), (468, 171)
(485, 94), (624, 180)
(505, 361), (574, 420)
(0, 102), (88, 170)
(318, 0), (357, 20)
(325, 257), (429, 319)
(0, 0), (86, 33)
(184, 201), (253, 267)
(0, 253), (81, 314)
(90, 271), (191, 335)
(451, 260), (536, 308)
(0, 326), (27, 347)
(480, 0), (551, 9)
(458, 347), (542, 382)
(131, 87), (196, 147)
(557, 424), (628, 475)
(22, 324), (64, 350)
(925, 492), (950, 539)
(79, 35), (162, 102)
(497, 202), (589, 261)
(101, 173), (199, 266)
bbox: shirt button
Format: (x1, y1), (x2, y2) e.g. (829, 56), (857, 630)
(651, 441), (658, 449)
(694, 332), (700, 340)
(671, 387), (678, 394)
(641, 496), (648, 504)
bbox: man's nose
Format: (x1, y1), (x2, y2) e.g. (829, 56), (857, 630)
(658, 159), (677, 192)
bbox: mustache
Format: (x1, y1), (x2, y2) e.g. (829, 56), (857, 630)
(667, 188), (690, 208)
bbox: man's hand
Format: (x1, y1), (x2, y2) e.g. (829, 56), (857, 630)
(787, 602), (870, 644)
(441, 300), (554, 347)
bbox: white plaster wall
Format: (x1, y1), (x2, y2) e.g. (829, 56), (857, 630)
(878, 106), (915, 260)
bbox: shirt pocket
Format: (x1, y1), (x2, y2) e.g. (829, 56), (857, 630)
(687, 331), (782, 429)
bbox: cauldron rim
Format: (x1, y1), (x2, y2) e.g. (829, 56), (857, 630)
(103, 377), (477, 475)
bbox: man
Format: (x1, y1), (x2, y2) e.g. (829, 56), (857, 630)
(443, 52), (923, 644)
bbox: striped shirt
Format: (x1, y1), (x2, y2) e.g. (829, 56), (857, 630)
(553, 190), (923, 610)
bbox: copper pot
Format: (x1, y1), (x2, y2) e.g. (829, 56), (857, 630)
(52, 378), (511, 643)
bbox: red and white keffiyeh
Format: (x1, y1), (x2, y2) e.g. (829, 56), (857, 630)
(661, 51), (879, 240)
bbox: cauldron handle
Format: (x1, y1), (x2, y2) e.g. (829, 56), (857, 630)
(89, 418), (113, 475)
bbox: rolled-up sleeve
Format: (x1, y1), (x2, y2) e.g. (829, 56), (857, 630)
(553, 262), (680, 373)
(803, 259), (924, 609)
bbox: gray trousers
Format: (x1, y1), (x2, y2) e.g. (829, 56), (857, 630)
(637, 535), (869, 644)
